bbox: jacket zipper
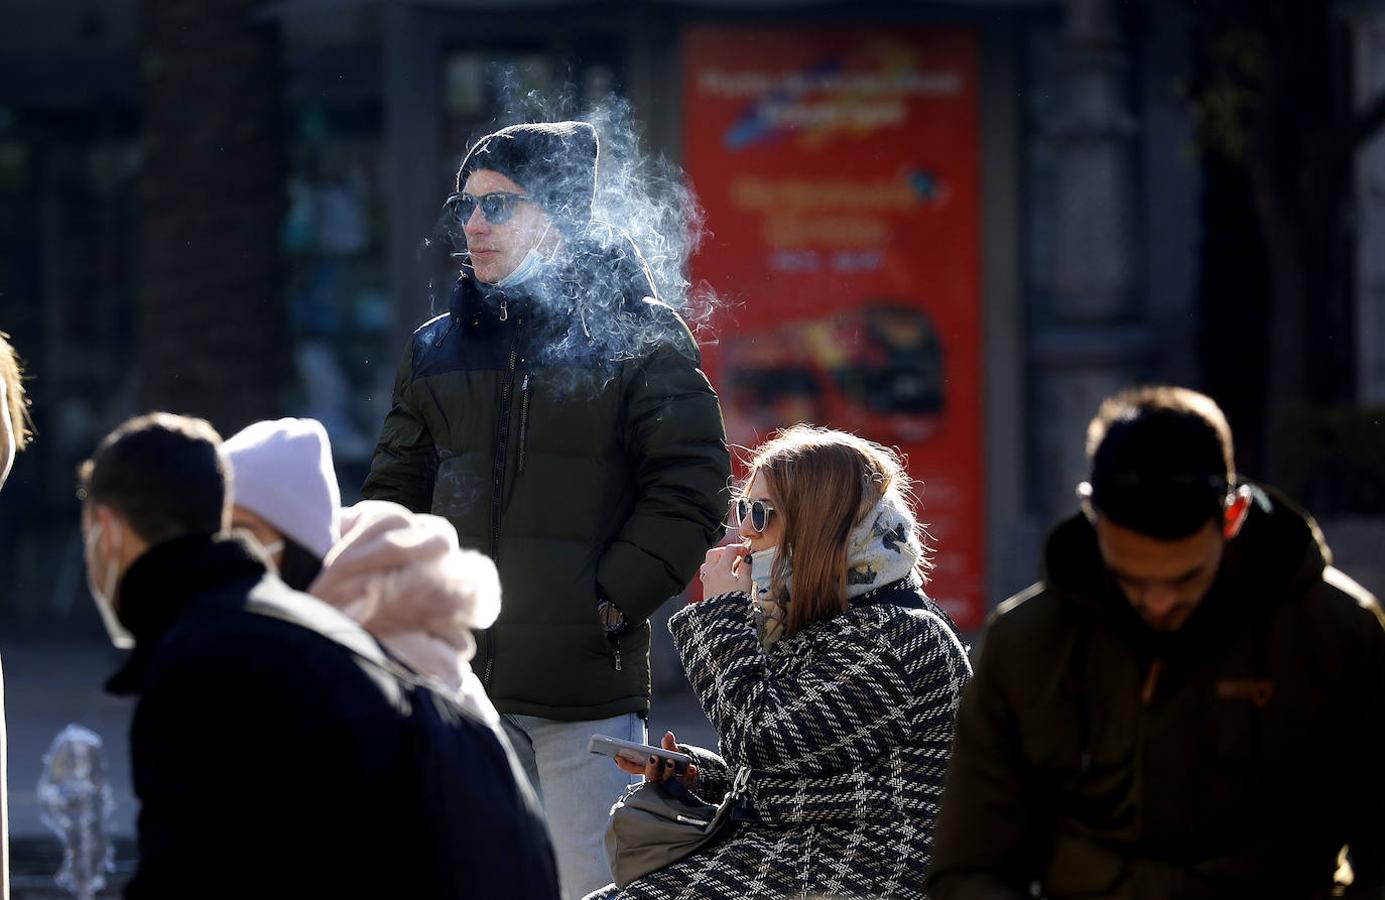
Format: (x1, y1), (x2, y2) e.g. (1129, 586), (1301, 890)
(1140, 658), (1164, 705)
(517, 374), (532, 474)
(482, 312), (523, 687)
(1134, 655), (1164, 839)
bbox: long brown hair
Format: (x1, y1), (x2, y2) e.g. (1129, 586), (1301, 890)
(745, 424), (926, 637)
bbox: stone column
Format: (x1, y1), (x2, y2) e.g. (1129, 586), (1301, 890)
(1034, 0), (1149, 524)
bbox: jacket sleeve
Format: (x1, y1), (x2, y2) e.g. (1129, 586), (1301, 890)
(596, 314), (730, 624)
(927, 619), (1040, 900)
(1341, 586), (1385, 898)
(361, 337), (436, 513)
(668, 591), (962, 777)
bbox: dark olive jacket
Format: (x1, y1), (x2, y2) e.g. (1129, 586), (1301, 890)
(363, 229), (730, 720)
(929, 487), (1385, 900)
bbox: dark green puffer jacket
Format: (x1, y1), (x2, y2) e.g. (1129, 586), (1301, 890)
(363, 229), (730, 721)
(930, 486), (1385, 899)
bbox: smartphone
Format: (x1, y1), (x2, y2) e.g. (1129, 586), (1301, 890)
(587, 733), (693, 767)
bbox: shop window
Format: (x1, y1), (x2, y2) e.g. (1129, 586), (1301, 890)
(0, 106), (140, 619)
(282, 100), (388, 463)
(442, 45), (623, 151)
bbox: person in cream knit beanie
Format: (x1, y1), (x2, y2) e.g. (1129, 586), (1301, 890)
(224, 417), (341, 589)
(224, 420), (504, 727)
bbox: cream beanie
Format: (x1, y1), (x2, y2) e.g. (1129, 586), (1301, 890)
(224, 418), (341, 560)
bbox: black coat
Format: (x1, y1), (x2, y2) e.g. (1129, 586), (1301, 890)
(363, 228), (731, 721)
(107, 533), (559, 899)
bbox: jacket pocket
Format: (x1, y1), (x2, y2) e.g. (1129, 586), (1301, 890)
(1043, 832), (1130, 897)
(1211, 674), (1281, 768)
(596, 594), (626, 672)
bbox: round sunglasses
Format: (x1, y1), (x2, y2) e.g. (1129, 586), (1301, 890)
(444, 191), (535, 226)
(734, 497), (776, 533)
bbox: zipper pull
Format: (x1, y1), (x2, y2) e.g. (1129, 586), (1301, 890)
(612, 645), (623, 672)
(499, 300), (508, 322)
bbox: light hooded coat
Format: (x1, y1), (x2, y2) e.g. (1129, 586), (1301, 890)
(308, 499), (501, 726)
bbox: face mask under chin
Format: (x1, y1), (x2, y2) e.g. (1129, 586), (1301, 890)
(85, 519), (134, 649)
(494, 220), (555, 289)
(751, 545), (791, 598)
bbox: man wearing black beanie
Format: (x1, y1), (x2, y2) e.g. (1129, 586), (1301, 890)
(930, 385), (1385, 899)
(364, 121), (730, 899)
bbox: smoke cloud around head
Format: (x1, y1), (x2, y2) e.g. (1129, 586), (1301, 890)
(422, 84), (720, 356)
(584, 97), (708, 315)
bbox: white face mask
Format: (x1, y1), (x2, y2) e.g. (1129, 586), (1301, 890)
(494, 221), (553, 289)
(84, 519), (134, 649)
(751, 545), (790, 598)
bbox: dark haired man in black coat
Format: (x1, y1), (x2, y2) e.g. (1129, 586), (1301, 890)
(81, 412), (558, 899)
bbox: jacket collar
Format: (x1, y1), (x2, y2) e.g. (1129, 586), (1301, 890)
(449, 276), (544, 328)
(105, 532), (268, 696)
(449, 225), (658, 330)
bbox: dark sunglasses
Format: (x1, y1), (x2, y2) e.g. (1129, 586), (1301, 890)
(444, 191), (534, 226)
(734, 497), (776, 533)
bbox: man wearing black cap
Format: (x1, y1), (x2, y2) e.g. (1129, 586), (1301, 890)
(364, 121), (730, 898)
(928, 386), (1385, 899)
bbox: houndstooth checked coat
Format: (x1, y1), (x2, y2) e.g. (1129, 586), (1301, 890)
(587, 578), (972, 900)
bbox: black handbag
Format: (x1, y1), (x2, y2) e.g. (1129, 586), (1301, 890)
(604, 765), (750, 888)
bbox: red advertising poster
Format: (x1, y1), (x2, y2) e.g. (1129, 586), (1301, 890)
(684, 27), (985, 629)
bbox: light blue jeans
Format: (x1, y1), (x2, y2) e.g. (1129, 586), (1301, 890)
(502, 711), (643, 900)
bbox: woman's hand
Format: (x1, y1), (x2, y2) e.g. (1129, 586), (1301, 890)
(698, 543), (751, 601)
(613, 730), (698, 787)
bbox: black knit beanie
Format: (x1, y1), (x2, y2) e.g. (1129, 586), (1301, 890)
(455, 121), (599, 234)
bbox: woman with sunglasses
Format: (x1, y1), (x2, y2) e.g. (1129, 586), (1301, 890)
(588, 424), (972, 900)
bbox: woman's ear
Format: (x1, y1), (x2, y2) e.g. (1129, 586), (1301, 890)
(1224, 484), (1253, 540)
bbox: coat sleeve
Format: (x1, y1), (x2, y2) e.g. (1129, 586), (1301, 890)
(668, 591), (963, 777)
(596, 313), (730, 624)
(678, 743), (731, 801)
(926, 619), (1040, 900)
(361, 337), (436, 513)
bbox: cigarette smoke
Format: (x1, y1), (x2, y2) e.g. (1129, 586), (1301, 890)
(420, 81), (721, 372)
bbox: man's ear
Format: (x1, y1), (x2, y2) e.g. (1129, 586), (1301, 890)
(1223, 485), (1252, 539)
(86, 504), (127, 551)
